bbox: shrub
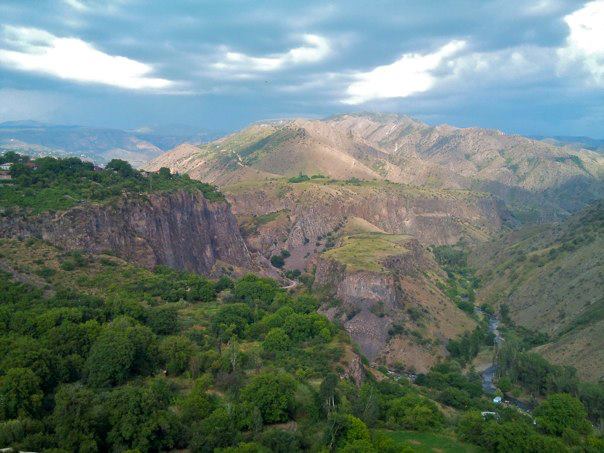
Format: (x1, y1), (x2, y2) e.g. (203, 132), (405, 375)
(159, 335), (197, 375)
(270, 255), (285, 268)
(262, 328), (291, 352)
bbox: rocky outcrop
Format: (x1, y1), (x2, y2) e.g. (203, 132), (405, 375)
(0, 190), (253, 275)
(314, 238), (475, 372)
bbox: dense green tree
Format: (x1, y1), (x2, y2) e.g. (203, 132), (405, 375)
(105, 381), (182, 451)
(85, 317), (158, 387)
(147, 305), (179, 335)
(52, 384), (101, 452)
(386, 394), (443, 430)
(0, 368), (43, 419)
(159, 335), (197, 375)
(233, 275), (279, 306)
(211, 304), (254, 341)
(240, 371), (296, 424)
(158, 167), (172, 178)
(180, 377), (218, 424)
(578, 382), (604, 428)
(0, 418), (45, 451)
(43, 320), (101, 358)
(0, 336), (58, 390)
(106, 159), (137, 178)
(324, 413), (371, 451)
(257, 429), (301, 452)
(534, 393), (592, 438)
(270, 255), (285, 268)
(190, 407), (239, 452)
(262, 328), (291, 352)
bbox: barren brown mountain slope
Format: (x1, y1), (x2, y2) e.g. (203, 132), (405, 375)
(146, 113), (604, 219)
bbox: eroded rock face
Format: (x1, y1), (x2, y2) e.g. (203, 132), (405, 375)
(314, 239), (474, 372)
(228, 181), (513, 267)
(0, 190), (252, 275)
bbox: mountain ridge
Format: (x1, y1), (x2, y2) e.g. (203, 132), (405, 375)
(146, 113), (604, 220)
(0, 121), (217, 167)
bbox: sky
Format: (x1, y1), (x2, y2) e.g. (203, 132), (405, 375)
(0, 0), (603, 137)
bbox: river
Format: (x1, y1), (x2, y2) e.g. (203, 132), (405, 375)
(481, 315), (502, 394)
(480, 312), (535, 413)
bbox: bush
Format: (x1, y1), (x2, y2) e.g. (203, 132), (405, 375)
(85, 317), (158, 387)
(262, 328), (291, 352)
(270, 255), (285, 268)
(159, 335), (197, 375)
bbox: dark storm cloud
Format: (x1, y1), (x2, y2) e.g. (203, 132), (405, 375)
(0, 0), (602, 137)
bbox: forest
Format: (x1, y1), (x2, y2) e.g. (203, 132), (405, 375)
(0, 237), (601, 452)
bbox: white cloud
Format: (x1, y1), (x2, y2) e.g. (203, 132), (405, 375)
(558, 0), (604, 85)
(446, 46), (553, 86)
(212, 34), (330, 73)
(0, 26), (173, 90)
(343, 40), (466, 104)
(62, 0), (89, 12)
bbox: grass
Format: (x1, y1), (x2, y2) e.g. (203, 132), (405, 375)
(322, 232), (411, 272)
(238, 209), (289, 235)
(380, 430), (482, 453)
(341, 217), (386, 236)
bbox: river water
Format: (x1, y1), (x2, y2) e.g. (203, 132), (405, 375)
(480, 314), (535, 413)
(481, 315), (502, 394)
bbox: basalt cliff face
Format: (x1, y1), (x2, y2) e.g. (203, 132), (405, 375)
(314, 236), (475, 373)
(0, 190), (253, 275)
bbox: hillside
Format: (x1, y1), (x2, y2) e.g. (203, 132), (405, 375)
(314, 231), (476, 373)
(470, 201), (604, 381)
(146, 113), (604, 220)
(0, 156), (602, 451)
(2, 237), (597, 452)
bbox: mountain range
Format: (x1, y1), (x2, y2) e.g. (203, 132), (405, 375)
(0, 121), (217, 168)
(146, 113), (604, 221)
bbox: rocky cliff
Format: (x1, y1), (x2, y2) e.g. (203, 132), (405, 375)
(0, 190), (253, 275)
(314, 234), (475, 372)
(227, 179), (512, 270)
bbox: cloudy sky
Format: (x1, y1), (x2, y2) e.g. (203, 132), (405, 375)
(0, 0), (603, 137)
